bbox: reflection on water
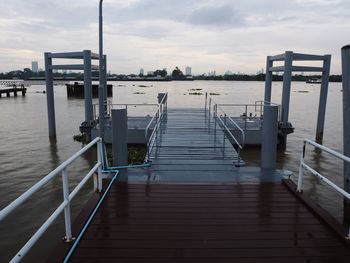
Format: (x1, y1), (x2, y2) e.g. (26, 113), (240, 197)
(0, 81), (345, 261)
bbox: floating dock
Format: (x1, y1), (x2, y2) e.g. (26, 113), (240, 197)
(66, 82), (113, 98)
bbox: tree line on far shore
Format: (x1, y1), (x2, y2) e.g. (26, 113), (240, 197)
(0, 68), (342, 82)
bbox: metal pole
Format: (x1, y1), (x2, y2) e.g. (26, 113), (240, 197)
(315, 55), (331, 144)
(44, 52), (56, 141)
(281, 51), (293, 124)
(98, 0), (105, 139)
(96, 139), (103, 192)
(261, 105), (278, 169)
(62, 168), (73, 242)
(264, 56), (273, 103)
(342, 45), (350, 223)
(103, 54), (107, 114)
(83, 50), (93, 123)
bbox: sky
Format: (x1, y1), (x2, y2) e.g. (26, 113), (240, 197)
(0, 0), (349, 75)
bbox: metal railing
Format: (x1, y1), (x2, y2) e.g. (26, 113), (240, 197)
(297, 139), (350, 238)
(93, 102), (159, 120)
(205, 95), (245, 166)
(145, 93), (168, 162)
(213, 103), (245, 166)
(0, 137), (109, 262)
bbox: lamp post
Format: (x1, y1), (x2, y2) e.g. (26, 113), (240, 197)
(98, 0), (105, 139)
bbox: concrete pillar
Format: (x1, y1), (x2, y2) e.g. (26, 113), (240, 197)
(264, 56), (273, 103)
(44, 52), (56, 140)
(315, 55), (331, 144)
(83, 50), (93, 123)
(281, 51), (293, 124)
(112, 109), (128, 181)
(341, 45), (350, 222)
(261, 105), (279, 169)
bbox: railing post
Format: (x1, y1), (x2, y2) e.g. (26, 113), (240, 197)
(62, 168), (73, 242)
(96, 139), (103, 192)
(297, 141), (306, 192)
(205, 92), (208, 112)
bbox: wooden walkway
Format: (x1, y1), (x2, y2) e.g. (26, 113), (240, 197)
(52, 107), (350, 262)
(66, 182), (350, 263)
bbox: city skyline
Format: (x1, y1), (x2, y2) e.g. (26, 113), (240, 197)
(0, 0), (349, 74)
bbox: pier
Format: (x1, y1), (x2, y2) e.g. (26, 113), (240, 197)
(46, 102), (350, 262)
(0, 85), (26, 98)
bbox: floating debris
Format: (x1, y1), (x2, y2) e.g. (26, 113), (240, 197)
(73, 133), (89, 144)
(116, 84), (126, 87)
(189, 92), (203, 95)
(295, 90), (309, 93)
(133, 92), (146, 94)
(138, 85), (149, 88)
(209, 92), (220, 95)
(189, 88), (202, 91)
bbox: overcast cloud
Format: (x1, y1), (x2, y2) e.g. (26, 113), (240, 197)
(0, 0), (349, 74)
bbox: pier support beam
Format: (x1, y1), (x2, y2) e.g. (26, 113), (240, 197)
(83, 50), (93, 123)
(112, 108), (128, 182)
(315, 55), (331, 144)
(341, 45), (350, 223)
(44, 52), (56, 141)
(264, 56), (273, 103)
(261, 105), (279, 169)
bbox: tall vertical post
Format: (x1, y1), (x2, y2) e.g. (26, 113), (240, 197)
(112, 108), (128, 182)
(264, 56), (273, 103)
(44, 52), (56, 141)
(281, 51), (293, 124)
(341, 45), (350, 222)
(261, 105), (279, 169)
(103, 54), (108, 113)
(98, 0), (105, 139)
(315, 55), (331, 144)
(83, 50), (93, 123)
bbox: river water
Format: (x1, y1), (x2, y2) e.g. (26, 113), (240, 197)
(0, 80), (345, 262)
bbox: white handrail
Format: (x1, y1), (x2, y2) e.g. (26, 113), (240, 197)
(0, 137), (106, 262)
(145, 93), (168, 162)
(297, 139), (350, 238)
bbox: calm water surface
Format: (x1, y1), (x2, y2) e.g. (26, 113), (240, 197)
(0, 80), (344, 262)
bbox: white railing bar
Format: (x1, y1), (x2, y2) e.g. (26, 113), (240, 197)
(10, 200), (70, 263)
(227, 116), (245, 147)
(217, 116), (242, 149)
(304, 139), (350, 163)
(62, 168), (72, 241)
(68, 162), (100, 201)
(0, 137), (100, 222)
(301, 163), (350, 200)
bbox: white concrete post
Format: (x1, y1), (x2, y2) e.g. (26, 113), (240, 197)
(261, 105), (279, 169)
(342, 45), (350, 222)
(44, 52), (56, 140)
(112, 108), (128, 181)
(83, 50), (93, 123)
(264, 56), (273, 103)
(315, 55), (331, 144)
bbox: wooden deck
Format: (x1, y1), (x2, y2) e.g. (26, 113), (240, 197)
(66, 182), (350, 262)
(50, 107), (350, 262)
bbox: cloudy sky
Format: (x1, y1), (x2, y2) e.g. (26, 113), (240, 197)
(0, 0), (349, 75)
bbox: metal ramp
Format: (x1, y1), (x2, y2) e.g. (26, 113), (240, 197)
(145, 108), (241, 180)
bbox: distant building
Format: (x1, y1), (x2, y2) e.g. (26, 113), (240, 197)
(147, 71), (154, 76)
(140, 68), (144, 76)
(185, 66), (192, 76)
(208, 71), (216, 77)
(31, 61), (39, 73)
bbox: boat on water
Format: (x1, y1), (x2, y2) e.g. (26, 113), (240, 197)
(306, 78), (322, 84)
